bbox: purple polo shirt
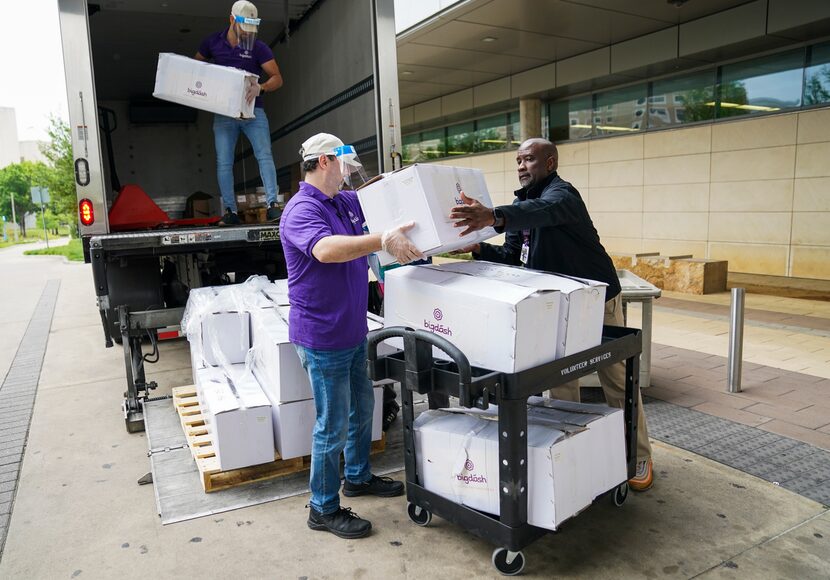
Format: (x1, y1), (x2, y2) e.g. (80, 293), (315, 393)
(279, 182), (369, 350)
(198, 29), (275, 109)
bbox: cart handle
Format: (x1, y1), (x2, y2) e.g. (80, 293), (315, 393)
(367, 327), (478, 408)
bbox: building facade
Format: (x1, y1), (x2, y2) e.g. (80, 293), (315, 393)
(395, 0), (830, 280)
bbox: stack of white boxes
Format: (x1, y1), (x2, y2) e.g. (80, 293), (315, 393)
(414, 397), (627, 531)
(383, 261), (607, 373)
(194, 366), (274, 471)
(249, 305), (383, 460)
(185, 278), (385, 469)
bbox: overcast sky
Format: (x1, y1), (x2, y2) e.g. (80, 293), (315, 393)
(0, 0), (67, 142)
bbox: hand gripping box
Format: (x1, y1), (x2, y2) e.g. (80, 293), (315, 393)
(436, 261), (608, 359)
(195, 367), (275, 471)
(413, 400), (626, 531)
(357, 164), (499, 266)
(383, 263), (562, 373)
(153, 53), (258, 119)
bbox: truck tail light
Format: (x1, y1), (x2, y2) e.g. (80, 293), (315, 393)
(79, 199), (94, 226)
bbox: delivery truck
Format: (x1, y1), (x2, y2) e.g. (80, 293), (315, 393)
(57, 0), (402, 431)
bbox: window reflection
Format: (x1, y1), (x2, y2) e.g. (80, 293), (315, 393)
(402, 41), (830, 159)
(804, 42), (830, 106)
(594, 85), (647, 134)
(716, 51), (803, 118)
(650, 70), (716, 128)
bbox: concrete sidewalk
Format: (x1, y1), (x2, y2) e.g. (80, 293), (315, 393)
(0, 246), (829, 578)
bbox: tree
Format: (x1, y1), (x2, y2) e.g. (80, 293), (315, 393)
(41, 116), (78, 235)
(804, 65), (830, 106)
(682, 81), (748, 122)
(0, 162), (41, 237)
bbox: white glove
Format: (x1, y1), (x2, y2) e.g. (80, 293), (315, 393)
(381, 221), (425, 265)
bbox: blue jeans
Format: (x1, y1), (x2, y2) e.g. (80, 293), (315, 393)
(295, 340), (374, 515)
(213, 107), (277, 213)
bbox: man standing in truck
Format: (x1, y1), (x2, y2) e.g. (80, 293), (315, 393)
(196, 1), (283, 224)
(280, 133), (423, 539)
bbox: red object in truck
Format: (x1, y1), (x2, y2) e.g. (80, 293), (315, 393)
(108, 184), (221, 231)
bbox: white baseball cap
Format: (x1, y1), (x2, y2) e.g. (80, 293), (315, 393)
(299, 133), (345, 161)
(231, 1), (259, 32)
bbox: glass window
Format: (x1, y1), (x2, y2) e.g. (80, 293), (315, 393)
(649, 69), (716, 128)
(594, 84), (646, 135)
(549, 96), (592, 142)
(717, 50), (804, 118)
(509, 111), (522, 145)
(418, 128), (446, 160)
(475, 114), (509, 152)
(804, 42), (830, 106)
(446, 122), (474, 157)
(401, 133), (420, 164)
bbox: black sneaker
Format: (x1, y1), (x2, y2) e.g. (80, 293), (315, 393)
(307, 506), (372, 539)
(266, 202), (282, 222)
(343, 475), (404, 498)
(218, 210), (240, 226)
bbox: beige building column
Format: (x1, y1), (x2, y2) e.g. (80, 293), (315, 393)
(519, 97), (542, 141)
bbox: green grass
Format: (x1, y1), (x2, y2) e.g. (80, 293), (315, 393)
(23, 239), (84, 261)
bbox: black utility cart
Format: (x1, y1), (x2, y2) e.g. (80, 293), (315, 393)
(367, 325), (642, 576)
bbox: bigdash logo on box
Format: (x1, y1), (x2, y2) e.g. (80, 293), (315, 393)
(187, 81), (207, 98)
(424, 307), (452, 336)
(456, 458), (487, 485)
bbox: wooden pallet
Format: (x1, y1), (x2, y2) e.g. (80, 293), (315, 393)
(171, 385), (386, 493)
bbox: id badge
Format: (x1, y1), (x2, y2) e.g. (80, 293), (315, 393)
(520, 229), (530, 264)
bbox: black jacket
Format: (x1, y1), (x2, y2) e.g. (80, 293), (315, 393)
(477, 172), (621, 301)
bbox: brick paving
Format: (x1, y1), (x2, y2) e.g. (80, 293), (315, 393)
(0, 281), (60, 557)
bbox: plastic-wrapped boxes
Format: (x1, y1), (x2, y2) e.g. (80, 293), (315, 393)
(414, 398), (626, 531)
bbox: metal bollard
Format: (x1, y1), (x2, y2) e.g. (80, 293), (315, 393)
(727, 288), (745, 393)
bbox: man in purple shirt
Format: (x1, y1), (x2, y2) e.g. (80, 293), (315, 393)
(280, 133), (422, 539)
(195, 1), (283, 224)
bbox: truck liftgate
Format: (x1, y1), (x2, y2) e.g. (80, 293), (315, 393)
(90, 225), (285, 432)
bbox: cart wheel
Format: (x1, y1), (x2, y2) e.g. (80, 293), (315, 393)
(407, 503), (432, 527)
(613, 482), (629, 507)
(491, 547), (526, 576)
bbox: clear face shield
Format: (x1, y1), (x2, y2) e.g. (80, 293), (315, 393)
(232, 14), (260, 51)
(334, 145), (369, 189)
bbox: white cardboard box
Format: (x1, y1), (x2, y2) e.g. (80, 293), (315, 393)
(201, 311), (251, 367)
(383, 263), (561, 373)
(414, 401), (626, 531)
(436, 262), (608, 359)
(272, 386), (384, 460)
(153, 53), (257, 119)
(250, 307), (311, 404)
(357, 164), (499, 265)
(195, 367), (275, 471)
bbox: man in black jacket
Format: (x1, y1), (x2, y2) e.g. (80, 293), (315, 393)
(450, 138), (653, 491)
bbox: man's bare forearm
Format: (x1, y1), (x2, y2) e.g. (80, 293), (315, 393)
(312, 233), (382, 263)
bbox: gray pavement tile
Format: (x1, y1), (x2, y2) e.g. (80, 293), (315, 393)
(0, 421), (31, 433)
(0, 464), (21, 476)
(0, 447), (24, 460)
(0, 481), (16, 494)
(0, 393), (37, 404)
(0, 491), (13, 505)
(0, 453), (22, 467)
(0, 501), (10, 516)
(0, 469), (18, 485)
